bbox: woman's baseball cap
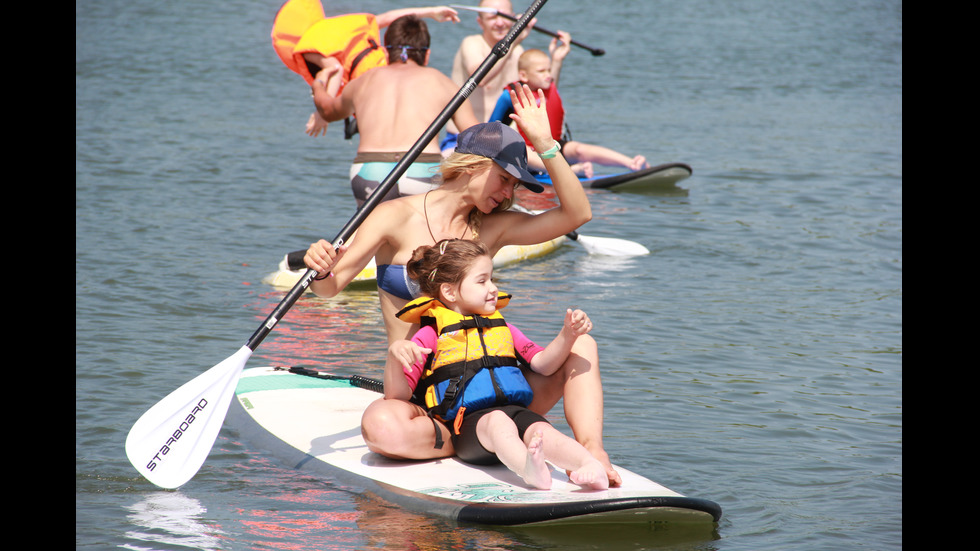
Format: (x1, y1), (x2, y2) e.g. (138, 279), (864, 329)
(455, 122), (544, 192)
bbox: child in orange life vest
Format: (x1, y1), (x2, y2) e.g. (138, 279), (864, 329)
(386, 239), (609, 491)
(489, 34), (650, 177)
(271, 0), (461, 136)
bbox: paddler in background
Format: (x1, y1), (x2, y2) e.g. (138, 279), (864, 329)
(271, 4), (479, 275)
(310, 14), (479, 206)
(490, 42), (650, 177)
(440, 0), (536, 153)
(270, 0), (462, 139)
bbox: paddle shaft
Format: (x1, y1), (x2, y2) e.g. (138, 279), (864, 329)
(245, 0), (552, 352)
(495, 11), (604, 56)
(452, 5), (604, 56)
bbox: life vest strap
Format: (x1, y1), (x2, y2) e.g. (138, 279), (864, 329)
(348, 38), (379, 78)
(417, 356), (515, 388)
(439, 315), (508, 335)
(428, 414), (445, 449)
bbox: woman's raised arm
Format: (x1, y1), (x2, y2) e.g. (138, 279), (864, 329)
(495, 83), (591, 245)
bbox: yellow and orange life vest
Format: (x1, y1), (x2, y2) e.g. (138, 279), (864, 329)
(271, 0), (386, 88)
(396, 293), (534, 429)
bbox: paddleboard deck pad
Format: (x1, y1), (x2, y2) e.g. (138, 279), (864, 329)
(227, 366), (722, 526)
(535, 162), (693, 192)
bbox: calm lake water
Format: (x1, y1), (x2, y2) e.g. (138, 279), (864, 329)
(76, 0), (901, 549)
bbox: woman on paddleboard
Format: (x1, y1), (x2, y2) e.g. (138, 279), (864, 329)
(303, 83), (622, 486)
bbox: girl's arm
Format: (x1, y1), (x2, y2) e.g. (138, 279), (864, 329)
(311, 63), (355, 123)
(384, 326), (436, 399)
(528, 309), (593, 376)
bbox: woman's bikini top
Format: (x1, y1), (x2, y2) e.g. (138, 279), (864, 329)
(376, 264), (422, 301)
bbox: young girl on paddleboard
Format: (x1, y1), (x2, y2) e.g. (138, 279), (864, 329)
(386, 238), (608, 491)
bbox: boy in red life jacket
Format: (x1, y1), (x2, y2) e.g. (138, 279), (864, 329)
(489, 32), (651, 177)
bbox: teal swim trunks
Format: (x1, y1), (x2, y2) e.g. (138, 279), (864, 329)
(349, 152), (443, 206)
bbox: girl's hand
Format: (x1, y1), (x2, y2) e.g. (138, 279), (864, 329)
(314, 63), (341, 83)
(564, 308), (593, 337)
(305, 111), (328, 137)
(389, 340), (432, 372)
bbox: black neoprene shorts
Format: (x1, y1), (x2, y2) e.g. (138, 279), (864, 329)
(451, 405), (549, 465)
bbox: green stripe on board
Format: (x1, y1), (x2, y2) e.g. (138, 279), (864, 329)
(235, 372), (351, 394)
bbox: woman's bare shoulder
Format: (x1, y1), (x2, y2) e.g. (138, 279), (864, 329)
(481, 208), (535, 246)
(363, 195), (427, 238)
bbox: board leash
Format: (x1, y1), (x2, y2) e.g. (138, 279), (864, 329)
(280, 366), (385, 394)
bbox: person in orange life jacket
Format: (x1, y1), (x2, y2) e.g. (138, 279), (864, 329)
(270, 1), (461, 137)
(387, 239), (609, 490)
(310, 14), (478, 205)
(489, 36), (651, 177)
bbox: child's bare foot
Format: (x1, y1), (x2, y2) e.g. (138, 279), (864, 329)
(628, 155), (649, 171)
(522, 431), (552, 490)
(569, 458), (610, 490)
(569, 161), (594, 178)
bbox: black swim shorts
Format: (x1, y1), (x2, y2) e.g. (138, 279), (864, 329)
(451, 405), (549, 465)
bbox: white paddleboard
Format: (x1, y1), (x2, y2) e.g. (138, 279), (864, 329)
(227, 366), (722, 526)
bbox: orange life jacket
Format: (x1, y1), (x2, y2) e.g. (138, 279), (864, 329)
(271, 0), (386, 88)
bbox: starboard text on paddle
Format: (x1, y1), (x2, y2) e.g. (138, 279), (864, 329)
(142, 398), (209, 472)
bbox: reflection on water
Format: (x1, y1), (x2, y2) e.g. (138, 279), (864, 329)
(122, 492), (225, 551)
(247, 289), (388, 374)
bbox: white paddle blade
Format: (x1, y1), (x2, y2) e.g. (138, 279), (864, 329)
(574, 235), (650, 256)
(125, 345), (252, 489)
